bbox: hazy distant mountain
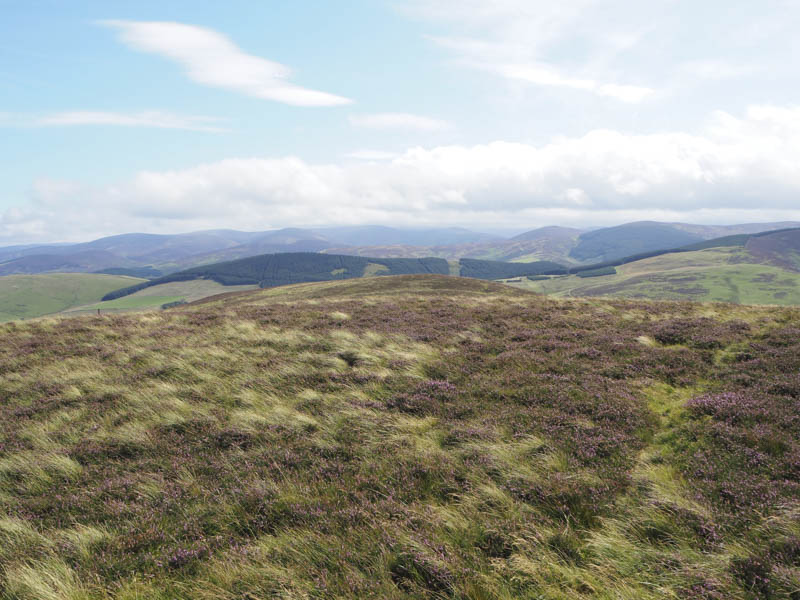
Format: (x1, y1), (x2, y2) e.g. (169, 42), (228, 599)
(670, 221), (800, 239)
(173, 228), (336, 267)
(3, 221), (800, 276)
(510, 226), (584, 242)
(324, 226), (583, 263)
(0, 250), (137, 276)
(316, 226), (499, 246)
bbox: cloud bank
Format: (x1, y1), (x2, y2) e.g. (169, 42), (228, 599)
(99, 20), (352, 107)
(4, 105), (800, 243)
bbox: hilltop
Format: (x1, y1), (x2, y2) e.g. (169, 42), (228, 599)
(0, 275), (798, 598)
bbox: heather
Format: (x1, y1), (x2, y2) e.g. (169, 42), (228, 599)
(0, 275), (798, 599)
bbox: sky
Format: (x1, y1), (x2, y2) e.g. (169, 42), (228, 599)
(2, 0), (800, 243)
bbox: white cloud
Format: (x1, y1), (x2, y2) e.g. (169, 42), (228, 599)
(349, 113), (452, 132)
(402, 0), (656, 103)
(99, 20), (352, 107)
(343, 150), (400, 160)
(30, 111), (227, 132)
(501, 65), (653, 103)
(5, 105), (800, 244)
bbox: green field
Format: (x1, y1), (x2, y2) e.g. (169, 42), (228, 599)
(0, 273), (145, 321)
(511, 247), (800, 305)
(67, 280), (259, 314)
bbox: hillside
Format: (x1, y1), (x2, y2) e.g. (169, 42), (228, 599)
(322, 222), (800, 265)
(63, 280), (260, 316)
(0, 250), (139, 276)
(568, 222), (704, 263)
(0, 273), (145, 321)
(101, 253), (454, 300)
(100, 252), (566, 302)
(0, 275), (798, 598)
(514, 243), (800, 304)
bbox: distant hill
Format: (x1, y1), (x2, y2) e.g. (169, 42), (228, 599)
(568, 222), (704, 263)
(3, 221), (799, 277)
(0, 250), (138, 275)
(670, 221), (800, 239)
(102, 253), (453, 300)
(746, 228), (800, 271)
(0, 226), (497, 275)
(102, 252), (567, 301)
(510, 225), (584, 242)
(316, 225), (499, 246)
(323, 222), (800, 265)
(323, 227), (583, 263)
(516, 228), (800, 305)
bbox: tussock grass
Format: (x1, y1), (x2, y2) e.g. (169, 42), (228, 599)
(0, 275), (797, 598)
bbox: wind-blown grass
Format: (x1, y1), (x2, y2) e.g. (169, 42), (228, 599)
(0, 274), (797, 599)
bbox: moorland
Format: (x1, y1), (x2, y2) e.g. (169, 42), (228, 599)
(0, 275), (798, 599)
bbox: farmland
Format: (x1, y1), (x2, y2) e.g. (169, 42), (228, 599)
(0, 274), (797, 598)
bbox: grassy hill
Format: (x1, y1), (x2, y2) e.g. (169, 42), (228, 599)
(514, 230), (800, 305)
(0, 275), (798, 598)
(0, 273), (145, 321)
(100, 253), (565, 302)
(64, 280), (259, 315)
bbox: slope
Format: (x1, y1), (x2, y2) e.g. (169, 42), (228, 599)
(102, 253), (453, 301)
(0, 251), (139, 276)
(0, 273), (145, 321)
(569, 221), (704, 263)
(515, 245), (800, 304)
(0, 275), (797, 598)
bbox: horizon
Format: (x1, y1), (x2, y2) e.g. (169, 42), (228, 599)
(4, 1), (800, 244)
(5, 219), (800, 248)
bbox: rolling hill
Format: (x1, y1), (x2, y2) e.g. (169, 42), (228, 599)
(0, 275), (797, 598)
(513, 228), (800, 304)
(567, 222), (704, 263)
(4, 221), (798, 278)
(0, 273), (145, 321)
(100, 253), (566, 302)
(0, 250), (140, 276)
(321, 221), (800, 265)
(323, 226), (583, 264)
(63, 280), (260, 316)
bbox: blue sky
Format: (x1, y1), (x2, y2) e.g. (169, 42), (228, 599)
(2, 0), (800, 243)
